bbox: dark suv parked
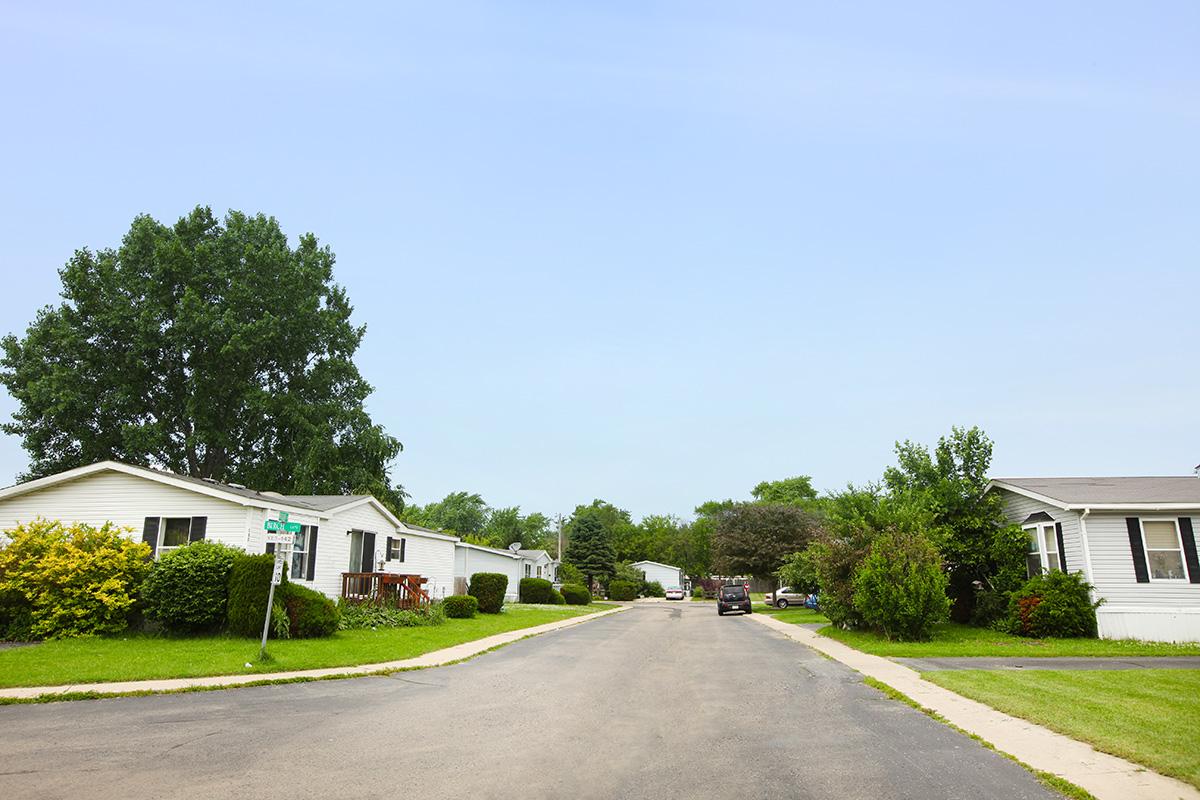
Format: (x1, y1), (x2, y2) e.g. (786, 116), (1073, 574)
(717, 584), (752, 616)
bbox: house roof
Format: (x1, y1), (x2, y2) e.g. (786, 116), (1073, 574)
(282, 494), (372, 511)
(517, 549), (557, 562)
(629, 560), (682, 571)
(987, 476), (1200, 510)
(455, 541), (521, 558)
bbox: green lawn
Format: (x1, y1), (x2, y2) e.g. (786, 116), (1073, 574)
(819, 622), (1200, 658)
(925, 669), (1200, 790)
(756, 604), (830, 624)
(0, 604), (602, 688)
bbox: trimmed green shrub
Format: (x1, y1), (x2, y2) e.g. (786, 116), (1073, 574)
(549, 588), (565, 605)
(557, 562), (585, 586)
(561, 583), (591, 605)
(1007, 571), (1100, 638)
(337, 600), (446, 630)
(644, 581), (666, 598)
(0, 519), (151, 639)
(468, 572), (508, 613)
(278, 582), (339, 638)
(519, 577), (554, 604)
(443, 594), (479, 618)
(691, 586), (705, 599)
(852, 529), (949, 641)
(607, 580), (638, 601)
(227, 553), (282, 637)
(141, 541), (241, 633)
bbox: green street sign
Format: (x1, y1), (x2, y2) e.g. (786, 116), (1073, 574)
(264, 519), (283, 532)
(279, 511), (289, 523)
(283, 522), (302, 533)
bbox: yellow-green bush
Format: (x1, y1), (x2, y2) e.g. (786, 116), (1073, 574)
(0, 519), (151, 639)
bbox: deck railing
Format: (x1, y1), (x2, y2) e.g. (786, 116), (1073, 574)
(341, 572), (431, 608)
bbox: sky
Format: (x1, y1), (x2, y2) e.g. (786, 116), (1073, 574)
(1, 2), (1197, 520)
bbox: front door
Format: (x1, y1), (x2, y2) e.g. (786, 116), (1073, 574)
(348, 530), (378, 572)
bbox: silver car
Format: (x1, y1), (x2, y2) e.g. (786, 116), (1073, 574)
(763, 586), (807, 609)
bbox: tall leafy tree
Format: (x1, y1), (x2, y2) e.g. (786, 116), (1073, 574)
(564, 512), (616, 588)
(418, 491), (489, 537)
(751, 476), (819, 507)
(712, 503), (823, 580)
(882, 425), (1019, 616)
(0, 207), (405, 507)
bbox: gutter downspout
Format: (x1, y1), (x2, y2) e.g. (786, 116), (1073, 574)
(1077, 507), (1101, 611)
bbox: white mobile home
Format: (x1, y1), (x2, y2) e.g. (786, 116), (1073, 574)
(0, 461), (459, 603)
(987, 476), (1200, 643)
(454, 542), (524, 601)
(630, 560), (685, 589)
(518, 549), (558, 583)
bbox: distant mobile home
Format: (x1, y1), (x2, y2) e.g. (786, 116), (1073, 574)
(629, 560), (685, 589)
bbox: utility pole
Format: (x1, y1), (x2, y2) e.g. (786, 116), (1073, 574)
(555, 514), (565, 561)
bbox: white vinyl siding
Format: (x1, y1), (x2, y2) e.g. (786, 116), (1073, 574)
(631, 562), (684, 588)
(997, 491), (1085, 580)
(0, 470), (250, 549)
(455, 545), (522, 601)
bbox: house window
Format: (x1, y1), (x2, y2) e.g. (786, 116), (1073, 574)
(1023, 523), (1060, 577)
(160, 518), (192, 556)
(290, 527), (312, 581)
(1141, 519), (1188, 580)
(387, 537), (405, 561)
(525, 563), (532, 577)
(536, 565), (542, 578)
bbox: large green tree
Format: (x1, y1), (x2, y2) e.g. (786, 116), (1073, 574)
(882, 425), (1018, 617)
(0, 207), (405, 507)
(751, 476), (819, 507)
(563, 512), (616, 588)
(712, 503), (823, 580)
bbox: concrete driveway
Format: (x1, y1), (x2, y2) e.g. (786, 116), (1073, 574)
(0, 603), (1058, 800)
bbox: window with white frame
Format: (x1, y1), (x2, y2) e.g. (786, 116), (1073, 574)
(1141, 519), (1188, 580)
(290, 526), (313, 581)
(159, 518), (193, 556)
(1023, 522), (1060, 577)
(525, 563), (532, 577)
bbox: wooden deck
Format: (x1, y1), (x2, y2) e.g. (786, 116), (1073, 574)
(341, 572), (431, 608)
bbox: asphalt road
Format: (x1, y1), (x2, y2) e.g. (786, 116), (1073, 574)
(0, 603), (1059, 800)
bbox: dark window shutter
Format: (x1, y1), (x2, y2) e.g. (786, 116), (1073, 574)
(307, 527), (319, 582)
(1126, 517), (1150, 583)
(361, 531), (376, 572)
(189, 516), (207, 542)
(142, 517), (159, 557)
(1179, 517), (1200, 584)
(1054, 523), (1067, 572)
(400, 538), (406, 563)
(385, 536), (394, 560)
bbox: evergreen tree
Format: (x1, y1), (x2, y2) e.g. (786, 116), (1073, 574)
(564, 513), (616, 588)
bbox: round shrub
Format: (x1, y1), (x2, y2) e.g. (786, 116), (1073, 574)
(607, 580), (638, 601)
(141, 541), (241, 633)
(549, 588), (565, 605)
(644, 581), (666, 598)
(227, 553), (283, 636)
(519, 577), (554, 604)
(560, 583), (591, 605)
(0, 519), (151, 639)
(1008, 571), (1100, 638)
(468, 572), (508, 614)
(852, 528), (949, 641)
(443, 594), (479, 618)
(278, 582), (339, 638)
(691, 586), (705, 598)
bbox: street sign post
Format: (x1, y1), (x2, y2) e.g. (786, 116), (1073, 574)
(260, 513), (297, 657)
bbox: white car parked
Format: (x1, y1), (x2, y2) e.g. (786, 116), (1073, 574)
(664, 585), (685, 600)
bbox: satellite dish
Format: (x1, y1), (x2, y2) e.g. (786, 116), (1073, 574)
(508, 542), (522, 552)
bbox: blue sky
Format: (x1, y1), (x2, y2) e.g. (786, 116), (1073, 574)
(1, 2), (1197, 519)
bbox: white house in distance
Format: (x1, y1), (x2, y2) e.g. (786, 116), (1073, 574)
(518, 549), (558, 583)
(986, 476), (1200, 643)
(453, 542), (524, 600)
(0, 461), (460, 602)
(630, 560), (685, 589)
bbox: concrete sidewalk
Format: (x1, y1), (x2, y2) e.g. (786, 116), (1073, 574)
(897, 655), (1200, 671)
(750, 613), (1200, 800)
(0, 605), (628, 701)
